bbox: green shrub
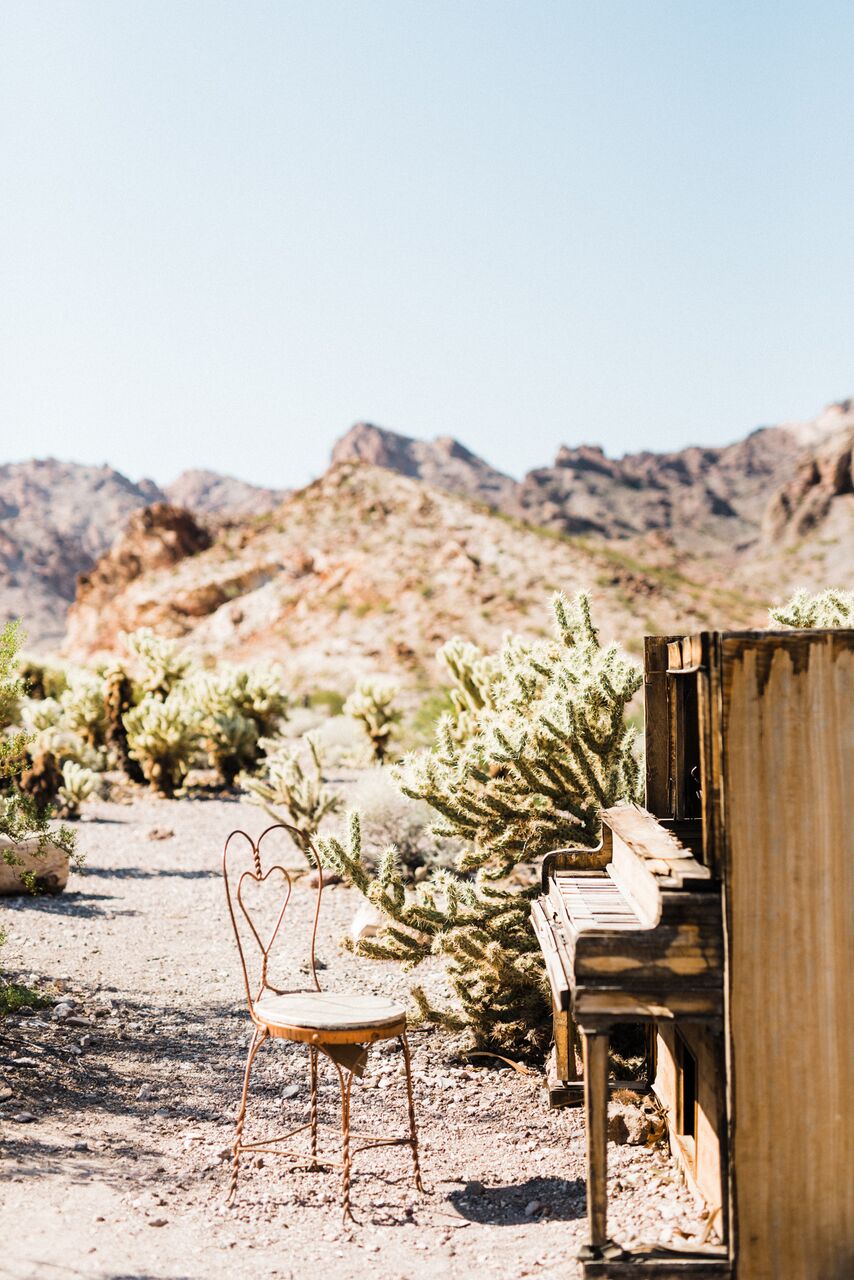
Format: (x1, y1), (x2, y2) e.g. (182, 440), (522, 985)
(308, 688), (347, 717)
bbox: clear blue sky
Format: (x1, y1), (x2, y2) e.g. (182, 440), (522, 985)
(1, 1), (852, 488)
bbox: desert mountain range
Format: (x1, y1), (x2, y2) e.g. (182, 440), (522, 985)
(3, 400), (852, 674)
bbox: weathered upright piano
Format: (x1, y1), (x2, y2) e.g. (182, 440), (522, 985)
(533, 629), (854, 1279)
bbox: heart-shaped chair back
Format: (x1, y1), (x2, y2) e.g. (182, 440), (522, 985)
(223, 823), (323, 1010)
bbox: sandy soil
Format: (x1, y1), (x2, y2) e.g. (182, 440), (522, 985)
(0, 794), (705, 1280)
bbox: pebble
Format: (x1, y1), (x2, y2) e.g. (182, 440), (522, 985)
(282, 1084), (300, 1099)
(11, 1112), (37, 1124)
(147, 828), (175, 841)
(137, 1084), (156, 1101)
(524, 1200), (544, 1217)
(52, 1004), (74, 1022)
(148, 1218), (169, 1227)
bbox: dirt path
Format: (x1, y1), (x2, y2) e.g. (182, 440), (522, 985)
(0, 795), (703, 1280)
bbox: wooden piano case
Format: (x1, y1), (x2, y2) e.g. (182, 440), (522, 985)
(533, 628), (854, 1279)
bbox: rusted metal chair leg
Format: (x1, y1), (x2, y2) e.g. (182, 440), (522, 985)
(399, 1031), (424, 1192)
(308, 1046), (319, 1168)
(335, 1063), (356, 1222)
(228, 1026), (267, 1204)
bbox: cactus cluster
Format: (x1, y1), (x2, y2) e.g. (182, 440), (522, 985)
(0, 622), (75, 876)
(13, 629), (290, 800)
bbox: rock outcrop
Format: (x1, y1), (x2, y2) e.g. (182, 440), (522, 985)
(332, 422), (518, 511)
(68, 505), (213, 656)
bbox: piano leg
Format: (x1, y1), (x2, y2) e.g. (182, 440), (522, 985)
(579, 1029), (609, 1257)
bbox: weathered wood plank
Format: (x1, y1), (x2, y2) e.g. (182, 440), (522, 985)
(644, 635), (676, 817)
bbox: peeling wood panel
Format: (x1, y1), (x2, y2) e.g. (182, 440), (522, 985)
(722, 634), (854, 1280)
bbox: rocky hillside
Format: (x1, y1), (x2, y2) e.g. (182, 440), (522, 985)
(63, 461), (767, 687)
(0, 461), (289, 649)
(165, 469), (288, 517)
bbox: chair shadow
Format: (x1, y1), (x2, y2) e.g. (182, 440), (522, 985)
(92, 867), (219, 881)
(447, 1175), (586, 1224)
(5, 891), (138, 919)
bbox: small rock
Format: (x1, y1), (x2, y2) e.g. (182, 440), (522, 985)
(11, 1112), (37, 1124)
(148, 1218), (169, 1227)
(80, 1035), (92, 1050)
(147, 828), (174, 841)
(282, 1083), (300, 1099)
(67, 1015), (92, 1028)
(524, 1199), (544, 1217)
(74, 1141), (91, 1152)
(464, 1180), (486, 1197)
(16, 1005), (35, 1017)
(0, 1087), (13, 1101)
(52, 1004), (73, 1022)
(137, 1084), (156, 1101)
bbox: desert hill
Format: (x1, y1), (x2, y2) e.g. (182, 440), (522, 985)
(62, 460), (768, 687)
(165, 469), (288, 517)
(0, 460), (164, 650)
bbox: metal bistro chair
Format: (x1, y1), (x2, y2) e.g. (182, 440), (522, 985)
(223, 823), (424, 1220)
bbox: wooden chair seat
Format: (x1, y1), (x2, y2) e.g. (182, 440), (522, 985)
(254, 991), (407, 1044)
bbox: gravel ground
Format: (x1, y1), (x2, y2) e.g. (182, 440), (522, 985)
(0, 793), (706, 1280)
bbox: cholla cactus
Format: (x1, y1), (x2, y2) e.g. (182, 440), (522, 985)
(201, 708), (259, 786)
(57, 760), (98, 818)
(60, 674), (108, 749)
(193, 666), (288, 783)
(344, 680), (401, 763)
(124, 629), (194, 698)
(17, 655), (69, 701)
(123, 690), (200, 796)
(437, 638), (500, 742)
(319, 813), (549, 1052)
(220, 665), (289, 739)
(398, 591), (642, 869)
(243, 735), (341, 863)
(20, 697), (63, 734)
(103, 663), (145, 783)
(770, 588), (854, 629)
(318, 592), (642, 1054)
